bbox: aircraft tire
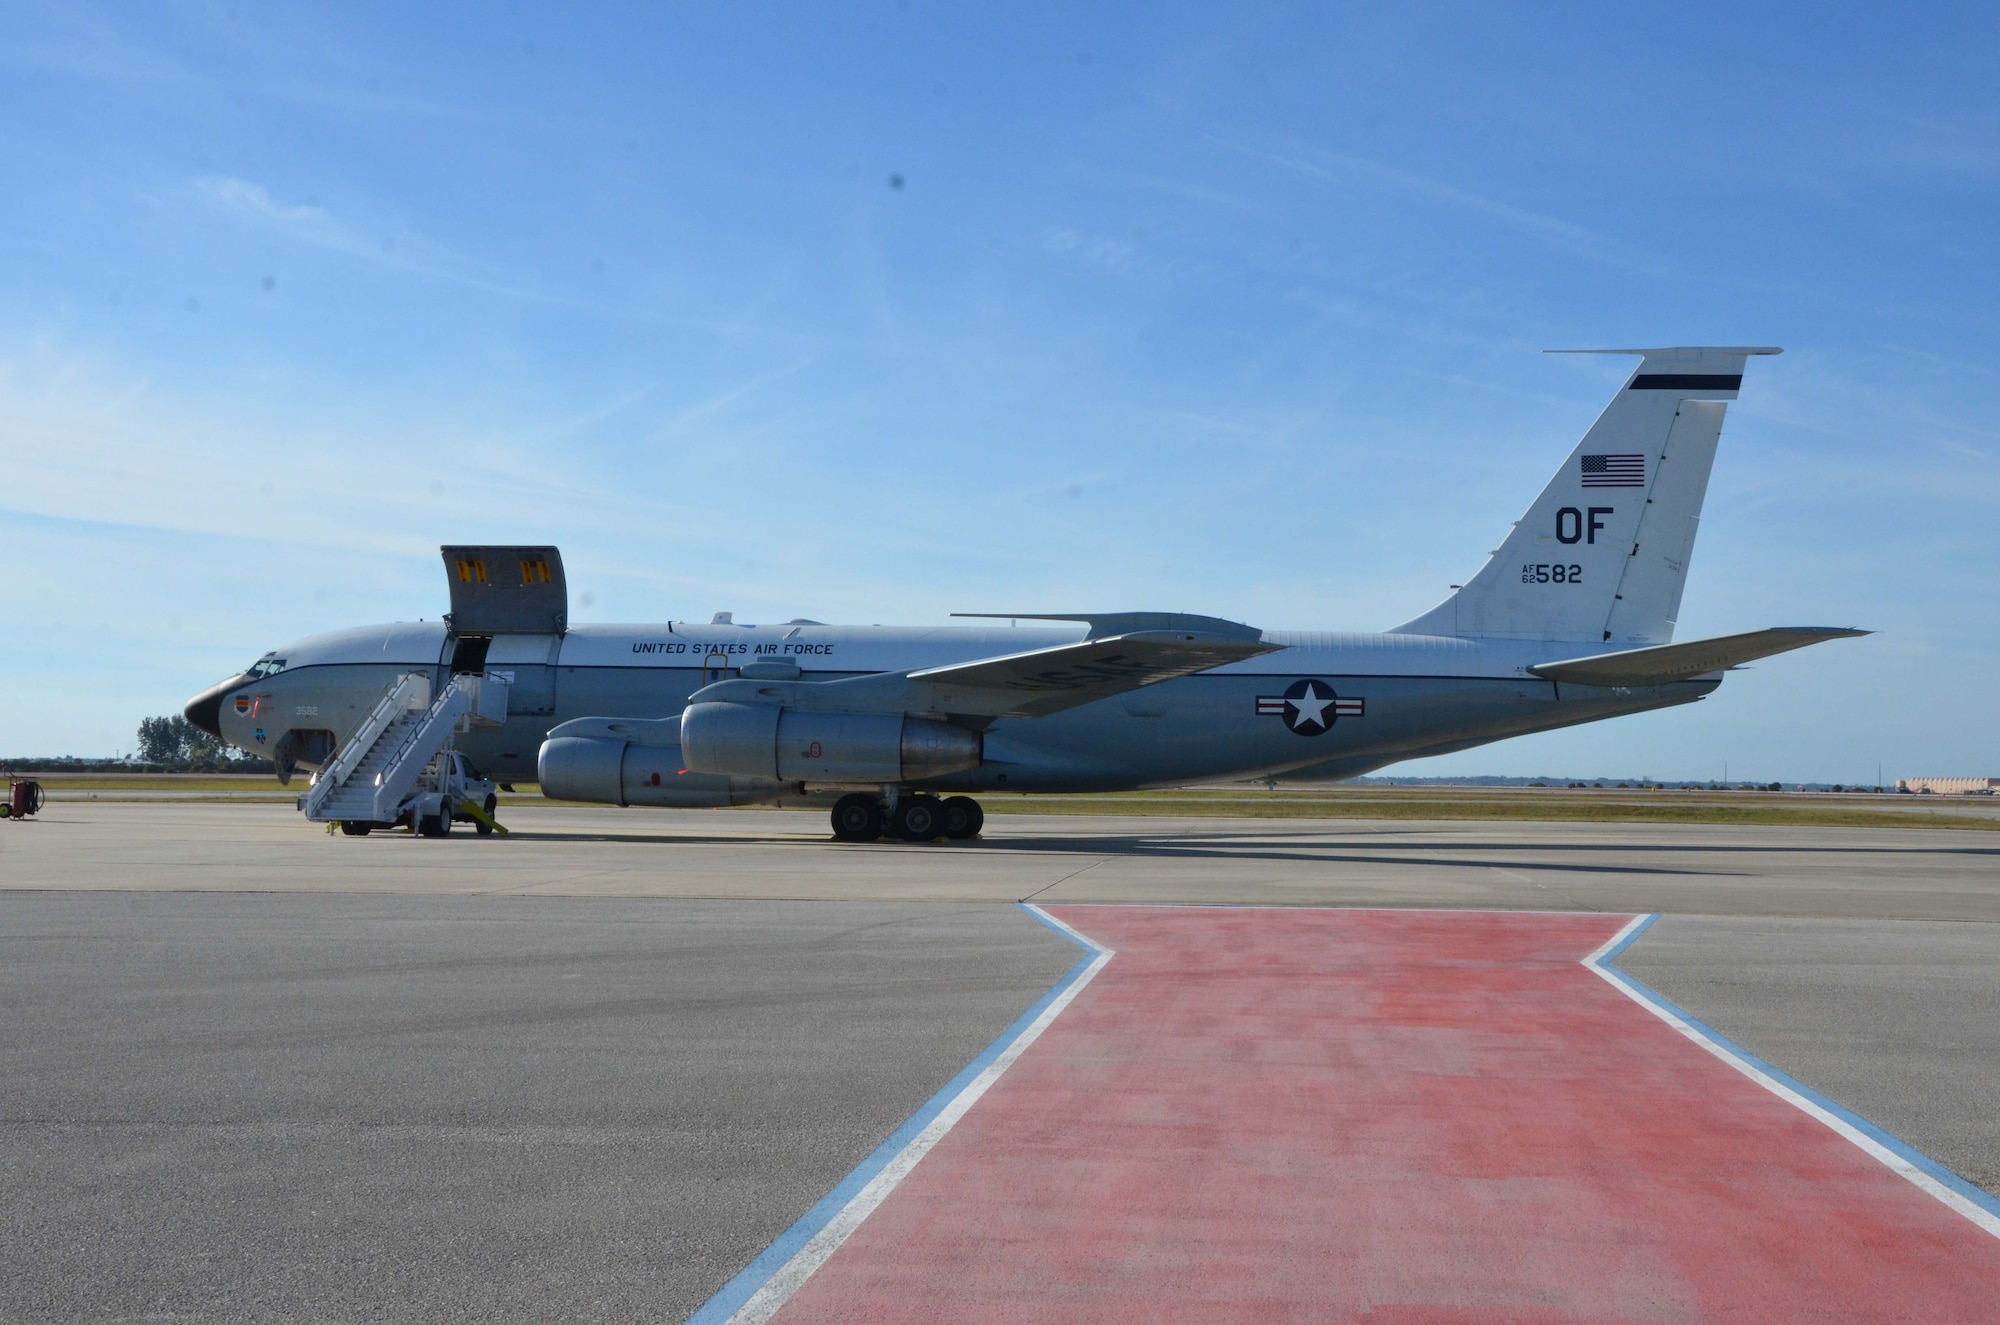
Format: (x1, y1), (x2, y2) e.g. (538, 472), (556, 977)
(942, 796), (984, 840)
(831, 793), (884, 842)
(339, 821), (372, 837)
(893, 795), (946, 842)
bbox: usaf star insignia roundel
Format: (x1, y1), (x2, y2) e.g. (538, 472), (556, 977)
(1255, 679), (1365, 736)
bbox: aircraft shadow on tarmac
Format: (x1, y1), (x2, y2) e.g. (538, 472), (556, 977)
(492, 828), (1749, 877)
(495, 822), (1998, 861)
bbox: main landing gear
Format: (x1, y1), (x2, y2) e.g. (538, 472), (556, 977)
(830, 792), (984, 843)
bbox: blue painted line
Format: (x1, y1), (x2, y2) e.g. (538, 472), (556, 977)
(684, 904), (1103, 1324)
(1595, 911), (1659, 964)
(1598, 915), (2000, 1224)
(1016, 900), (1109, 954)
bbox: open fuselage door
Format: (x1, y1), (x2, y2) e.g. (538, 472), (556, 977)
(441, 545), (567, 717)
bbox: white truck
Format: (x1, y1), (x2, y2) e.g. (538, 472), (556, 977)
(302, 672), (510, 838)
(337, 750), (500, 837)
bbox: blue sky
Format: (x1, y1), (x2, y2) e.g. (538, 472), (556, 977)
(3, 2), (1995, 782)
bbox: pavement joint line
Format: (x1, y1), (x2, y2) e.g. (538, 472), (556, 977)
(1017, 854), (1117, 903)
(1586, 912), (2000, 1240)
(475, 869), (635, 895)
(686, 902), (1115, 1325)
(1491, 863), (1595, 912)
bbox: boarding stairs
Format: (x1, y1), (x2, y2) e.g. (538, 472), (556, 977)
(302, 671), (508, 825)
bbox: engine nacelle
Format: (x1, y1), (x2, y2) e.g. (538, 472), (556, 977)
(537, 725), (785, 808)
(680, 703), (981, 783)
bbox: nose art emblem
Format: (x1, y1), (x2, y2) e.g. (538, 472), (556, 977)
(234, 697), (251, 714)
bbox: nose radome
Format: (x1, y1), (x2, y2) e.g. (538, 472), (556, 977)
(183, 674), (248, 740)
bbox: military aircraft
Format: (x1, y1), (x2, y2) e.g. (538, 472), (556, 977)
(184, 346), (1863, 841)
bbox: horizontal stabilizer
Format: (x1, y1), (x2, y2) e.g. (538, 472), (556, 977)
(910, 629), (1279, 717)
(1529, 626), (1868, 688)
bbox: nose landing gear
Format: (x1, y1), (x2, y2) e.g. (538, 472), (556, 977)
(829, 792), (984, 843)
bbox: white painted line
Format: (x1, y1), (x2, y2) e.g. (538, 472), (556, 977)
(1048, 902), (1612, 915)
(688, 903), (1113, 1325)
(1585, 913), (2000, 1241)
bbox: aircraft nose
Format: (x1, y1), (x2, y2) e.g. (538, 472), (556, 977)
(183, 674), (249, 740)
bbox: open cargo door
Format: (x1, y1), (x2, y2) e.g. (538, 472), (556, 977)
(440, 546), (568, 636)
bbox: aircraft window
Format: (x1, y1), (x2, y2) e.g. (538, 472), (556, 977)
(248, 659), (287, 679)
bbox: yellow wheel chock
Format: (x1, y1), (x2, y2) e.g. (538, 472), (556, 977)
(457, 797), (509, 836)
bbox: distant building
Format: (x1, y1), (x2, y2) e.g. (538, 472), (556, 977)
(1897, 777), (1999, 795)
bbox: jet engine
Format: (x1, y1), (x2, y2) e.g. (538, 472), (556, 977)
(537, 717), (785, 807)
(680, 703), (981, 783)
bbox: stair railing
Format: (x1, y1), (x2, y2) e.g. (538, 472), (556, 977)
(303, 673), (432, 821)
(361, 677), (476, 821)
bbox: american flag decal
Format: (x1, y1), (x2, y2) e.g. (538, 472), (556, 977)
(1581, 454), (1645, 487)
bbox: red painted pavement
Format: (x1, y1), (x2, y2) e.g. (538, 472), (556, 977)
(771, 907), (2000, 1323)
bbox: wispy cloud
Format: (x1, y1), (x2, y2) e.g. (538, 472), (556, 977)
(189, 173), (561, 304)
(186, 173), (801, 337)
(194, 175), (340, 233)
(0, 336), (842, 572)
(1862, 109), (2000, 183)
(1129, 175), (1262, 213)
(0, 0), (205, 90)
(1039, 226), (1135, 273)
(184, 175), (890, 348)
(1210, 136), (1666, 273)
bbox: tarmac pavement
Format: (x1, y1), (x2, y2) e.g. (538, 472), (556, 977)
(0, 893), (1077, 1324)
(1619, 914), (2000, 1195)
(5, 801), (1998, 920)
(3, 802), (1998, 1321)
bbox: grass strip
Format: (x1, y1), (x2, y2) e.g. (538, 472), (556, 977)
(979, 795), (2000, 831)
(24, 777), (291, 792)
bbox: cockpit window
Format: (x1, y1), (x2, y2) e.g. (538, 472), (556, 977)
(248, 658), (287, 679)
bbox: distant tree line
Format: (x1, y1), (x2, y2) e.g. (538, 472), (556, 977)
(133, 716), (274, 772)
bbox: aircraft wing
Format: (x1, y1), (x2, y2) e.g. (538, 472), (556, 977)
(1529, 626), (1868, 688)
(695, 619), (1280, 720)
(906, 629), (1281, 718)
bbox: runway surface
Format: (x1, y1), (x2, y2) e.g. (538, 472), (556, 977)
(0, 894), (1078, 1323)
(1620, 914), (2000, 1196)
(6, 801), (1998, 919)
(3, 802), (1998, 1321)
(761, 908), (2000, 1322)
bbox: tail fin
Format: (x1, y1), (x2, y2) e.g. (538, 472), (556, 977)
(1393, 346), (1780, 645)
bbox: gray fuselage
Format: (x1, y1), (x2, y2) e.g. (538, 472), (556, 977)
(204, 619), (1714, 793)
